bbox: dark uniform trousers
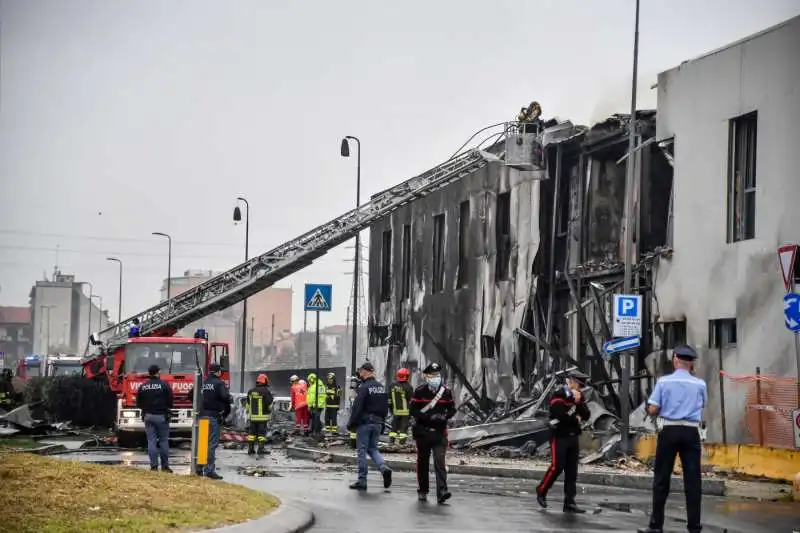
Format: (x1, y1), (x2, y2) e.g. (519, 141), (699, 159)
(650, 425), (702, 532)
(415, 428), (448, 496)
(324, 407), (339, 429)
(248, 421), (268, 444)
(391, 415), (410, 438)
(537, 435), (580, 503)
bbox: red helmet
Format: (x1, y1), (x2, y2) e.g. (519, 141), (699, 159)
(396, 368), (410, 382)
(256, 373), (269, 385)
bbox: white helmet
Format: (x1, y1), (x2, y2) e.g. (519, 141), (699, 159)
(299, 379), (307, 385)
(290, 374), (299, 382)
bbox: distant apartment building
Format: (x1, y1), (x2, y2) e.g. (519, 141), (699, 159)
(0, 306), (32, 369)
(160, 269), (293, 371)
(29, 271), (111, 355)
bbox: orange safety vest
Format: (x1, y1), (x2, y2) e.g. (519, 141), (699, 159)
(291, 383), (308, 409)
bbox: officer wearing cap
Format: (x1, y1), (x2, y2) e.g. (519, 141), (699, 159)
(199, 363), (232, 480)
(347, 361), (393, 491)
(638, 344), (707, 533)
(410, 362), (456, 504)
(135, 364), (174, 472)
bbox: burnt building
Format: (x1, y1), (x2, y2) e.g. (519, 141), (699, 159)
(366, 114), (674, 418)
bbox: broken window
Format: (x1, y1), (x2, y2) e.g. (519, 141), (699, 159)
(401, 224), (411, 300)
(662, 320), (686, 349)
(727, 112), (757, 243)
(709, 318), (737, 349)
(496, 192), (511, 281)
(432, 214), (446, 292)
(457, 200), (469, 288)
(380, 230), (392, 302)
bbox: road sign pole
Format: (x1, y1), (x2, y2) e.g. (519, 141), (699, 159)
(793, 277), (800, 409)
(315, 310), (321, 434)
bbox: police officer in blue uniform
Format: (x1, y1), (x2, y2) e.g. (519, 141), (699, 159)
(347, 361), (393, 491)
(638, 344), (707, 533)
(136, 364), (174, 472)
(199, 363), (231, 480)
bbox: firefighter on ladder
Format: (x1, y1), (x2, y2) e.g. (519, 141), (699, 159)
(324, 372), (342, 433)
(246, 373), (273, 456)
(388, 368), (413, 445)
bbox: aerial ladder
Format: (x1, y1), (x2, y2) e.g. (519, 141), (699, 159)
(83, 148), (499, 361)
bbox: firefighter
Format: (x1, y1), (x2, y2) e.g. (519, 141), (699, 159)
(290, 375), (309, 435)
(246, 373), (273, 456)
(638, 344), (707, 533)
(199, 363), (231, 480)
(347, 361), (392, 491)
(388, 367), (413, 445)
(324, 372), (342, 433)
(0, 368), (16, 411)
(535, 377), (590, 513)
(410, 362), (456, 503)
(136, 364), (174, 473)
(306, 373), (327, 436)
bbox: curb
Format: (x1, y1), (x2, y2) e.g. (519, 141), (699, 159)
(203, 500), (314, 533)
(286, 445), (727, 497)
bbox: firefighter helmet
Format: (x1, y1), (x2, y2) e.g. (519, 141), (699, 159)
(396, 368), (410, 382)
(256, 373), (269, 385)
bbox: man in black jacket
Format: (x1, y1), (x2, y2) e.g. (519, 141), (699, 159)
(199, 363), (231, 479)
(410, 362), (456, 504)
(136, 364), (174, 472)
(347, 361), (392, 491)
(536, 378), (591, 512)
(324, 372), (342, 433)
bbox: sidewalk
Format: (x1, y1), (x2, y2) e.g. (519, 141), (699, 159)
(202, 500), (314, 533)
(286, 445), (789, 499)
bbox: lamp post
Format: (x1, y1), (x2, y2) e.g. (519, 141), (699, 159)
(91, 295), (103, 331)
(152, 232), (172, 301)
(233, 197), (250, 393)
(106, 257), (123, 324)
(341, 135), (361, 377)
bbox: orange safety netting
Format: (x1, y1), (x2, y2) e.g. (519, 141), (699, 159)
(721, 371), (799, 449)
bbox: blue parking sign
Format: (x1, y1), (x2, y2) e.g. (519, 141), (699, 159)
(613, 294), (642, 338)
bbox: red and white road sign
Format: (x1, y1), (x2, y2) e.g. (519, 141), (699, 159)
(778, 244), (798, 291)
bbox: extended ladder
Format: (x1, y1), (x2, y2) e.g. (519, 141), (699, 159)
(88, 148), (497, 354)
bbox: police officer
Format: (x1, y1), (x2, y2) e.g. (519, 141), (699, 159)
(324, 372), (342, 433)
(536, 377), (590, 512)
(347, 361), (392, 491)
(246, 373), (273, 456)
(410, 362), (456, 504)
(388, 367), (413, 445)
(638, 344), (707, 533)
(135, 364), (174, 472)
(199, 363), (231, 480)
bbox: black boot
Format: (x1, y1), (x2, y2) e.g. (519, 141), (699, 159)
(536, 491), (547, 508)
(437, 490), (452, 504)
(349, 481), (367, 491)
(636, 528), (663, 533)
(247, 442), (255, 455)
(563, 502), (586, 514)
(257, 444), (270, 456)
(418, 491), (428, 501)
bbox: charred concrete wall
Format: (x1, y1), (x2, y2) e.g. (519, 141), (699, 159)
(367, 160), (544, 406)
(654, 16), (800, 444)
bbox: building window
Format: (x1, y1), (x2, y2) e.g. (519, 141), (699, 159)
(727, 111), (757, 243)
(432, 213), (446, 293)
(380, 230), (392, 302)
(457, 200), (469, 287)
(496, 192), (511, 281)
(662, 320), (686, 349)
(709, 318), (737, 348)
(401, 225), (411, 300)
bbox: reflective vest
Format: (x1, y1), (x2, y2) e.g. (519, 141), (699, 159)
(291, 383), (307, 409)
(246, 388), (272, 422)
(390, 383), (410, 416)
(306, 380), (327, 409)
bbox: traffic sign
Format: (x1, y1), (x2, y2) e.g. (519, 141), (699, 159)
(793, 408), (800, 449)
(613, 294), (642, 338)
(778, 244), (797, 291)
(784, 292), (800, 332)
(603, 335), (641, 355)
(304, 284), (332, 312)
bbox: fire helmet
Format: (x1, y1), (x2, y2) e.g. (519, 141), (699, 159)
(396, 368), (410, 382)
(256, 373), (269, 385)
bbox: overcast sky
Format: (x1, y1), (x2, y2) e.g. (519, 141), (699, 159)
(1, 0), (798, 332)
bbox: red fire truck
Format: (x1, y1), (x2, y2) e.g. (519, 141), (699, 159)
(83, 327), (230, 447)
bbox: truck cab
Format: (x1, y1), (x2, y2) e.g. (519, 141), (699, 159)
(44, 354), (82, 377)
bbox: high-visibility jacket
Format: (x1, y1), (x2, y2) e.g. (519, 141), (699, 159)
(326, 382), (342, 407)
(291, 382), (308, 409)
(246, 385), (274, 422)
(389, 381), (413, 416)
(306, 373), (327, 409)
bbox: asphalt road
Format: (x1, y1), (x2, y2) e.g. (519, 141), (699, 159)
(52, 446), (800, 533)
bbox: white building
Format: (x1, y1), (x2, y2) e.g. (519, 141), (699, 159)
(654, 15), (800, 445)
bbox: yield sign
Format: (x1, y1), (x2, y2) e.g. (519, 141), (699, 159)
(777, 244), (797, 291)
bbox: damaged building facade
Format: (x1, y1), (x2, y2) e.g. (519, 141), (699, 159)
(366, 15), (798, 446)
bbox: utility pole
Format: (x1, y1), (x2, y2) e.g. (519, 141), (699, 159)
(620, 0), (641, 455)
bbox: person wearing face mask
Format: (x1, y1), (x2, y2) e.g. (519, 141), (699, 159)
(410, 362), (456, 504)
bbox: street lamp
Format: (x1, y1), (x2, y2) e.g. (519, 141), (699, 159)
(341, 135), (361, 376)
(106, 257), (123, 324)
(91, 295), (103, 332)
(152, 232), (172, 301)
(233, 196), (250, 393)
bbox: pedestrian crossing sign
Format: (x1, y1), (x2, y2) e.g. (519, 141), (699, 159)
(304, 284), (332, 312)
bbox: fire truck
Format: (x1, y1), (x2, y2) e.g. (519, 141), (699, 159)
(83, 326), (230, 447)
(15, 355), (43, 380)
(44, 354), (82, 377)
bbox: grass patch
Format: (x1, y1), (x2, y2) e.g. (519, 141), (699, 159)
(0, 451), (279, 533)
